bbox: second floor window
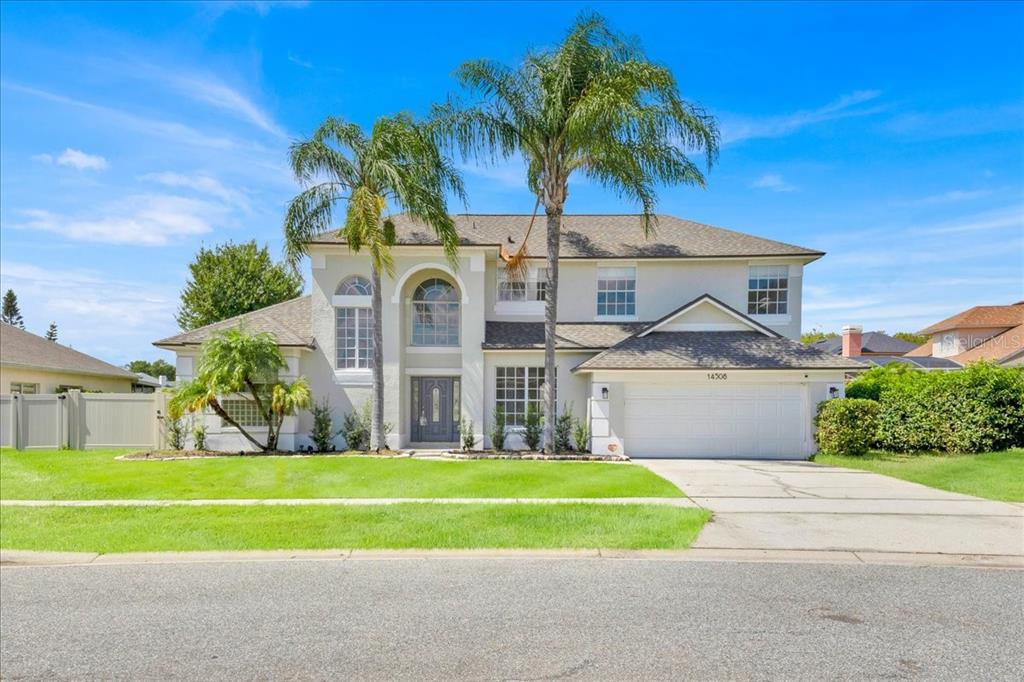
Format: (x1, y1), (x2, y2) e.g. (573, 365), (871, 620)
(747, 266), (788, 315)
(412, 278), (460, 346)
(597, 267), (636, 317)
(336, 307), (374, 369)
(497, 267), (547, 302)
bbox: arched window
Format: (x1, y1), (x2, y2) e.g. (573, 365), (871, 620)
(335, 276), (373, 369)
(336, 276), (372, 296)
(412, 278), (459, 346)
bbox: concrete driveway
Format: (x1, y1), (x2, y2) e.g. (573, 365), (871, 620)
(639, 459), (1024, 557)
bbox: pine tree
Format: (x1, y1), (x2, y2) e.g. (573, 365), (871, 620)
(45, 322), (58, 342)
(2, 289), (24, 328)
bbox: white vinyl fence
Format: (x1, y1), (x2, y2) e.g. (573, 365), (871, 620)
(0, 390), (169, 451)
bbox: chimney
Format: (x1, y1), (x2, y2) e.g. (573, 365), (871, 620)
(842, 325), (863, 357)
(158, 375), (167, 387)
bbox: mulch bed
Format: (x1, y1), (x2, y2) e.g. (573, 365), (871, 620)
(120, 450), (407, 461)
(443, 450), (629, 462)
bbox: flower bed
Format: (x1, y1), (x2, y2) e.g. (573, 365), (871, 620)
(443, 450), (628, 462)
(120, 450), (407, 461)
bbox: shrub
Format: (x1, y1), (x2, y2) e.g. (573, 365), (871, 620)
(523, 403), (543, 451)
(573, 417), (590, 453)
(554, 402), (574, 452)
(310, 399), (336, 452)
(340, 400), (393, 451)
(459, 417), (476, 451)
(815, 398), (880, 456)
(166, 417), (187, 451)
(191, 423), (207, 451)
(490, 406), (507, 450)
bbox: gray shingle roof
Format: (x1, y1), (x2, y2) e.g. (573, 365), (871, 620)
(1, 323), (136, 379)
(857, 356), (962, 370)
(813, 332), (918, 355)
(574, 332), (865, 371)
(310, 214), (823, 260)
(484, 321), (647, 350)
(153, 296), (314, 348)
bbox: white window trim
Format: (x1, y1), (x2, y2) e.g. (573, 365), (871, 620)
(747, 264), (790, 317)
(406, 346), (461, 354)
(493, 365), (545, 428)
(332, 294), (372, 307)
(333, 369), (373, 386)
(335, 305), (374, 370)
(594, 263), (638, 320)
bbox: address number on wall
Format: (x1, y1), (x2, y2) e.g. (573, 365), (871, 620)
(706, 372), (728, 381)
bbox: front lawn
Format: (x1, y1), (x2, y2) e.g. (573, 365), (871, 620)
(0, 504), (710, 552)
(0, 448), (682, 500)
(814, 449), (1024, 502)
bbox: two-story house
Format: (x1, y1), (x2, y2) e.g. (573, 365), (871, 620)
(155, 214), (860, 458)
(905, 302), (1024, 367)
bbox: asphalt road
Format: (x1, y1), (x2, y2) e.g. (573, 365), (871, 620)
(2, 559), (1021, 681)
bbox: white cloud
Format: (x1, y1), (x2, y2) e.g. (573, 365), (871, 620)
(13, 194), (227, 246)
(161, 73), (287, 138)
(893, 189), (992, 206)
(909, 207), (1023, 236)
(55, 148), (108, 170)
(721, 90), (884, 145)
(288, 53), (313, 69)
(750, 173), (797, 192)
(139, 171), (250, 210)
(31, 153), (53, 164)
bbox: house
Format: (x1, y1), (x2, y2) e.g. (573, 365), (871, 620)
(154, 213), (862, 459)
(1, 323), (136, 393)
(907, 302), (1024, 367)
(821, 325), (961, 370)
(132, 372), (172, 393)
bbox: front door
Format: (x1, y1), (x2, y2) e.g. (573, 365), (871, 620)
(412, 377), (459, 443)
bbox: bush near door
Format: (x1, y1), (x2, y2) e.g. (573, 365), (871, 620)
(814, 399), (879, 456)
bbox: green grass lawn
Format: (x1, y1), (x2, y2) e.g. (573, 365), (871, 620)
(0, 504), (710, 552)
(814, 449), (1024, 502)
(0, 448), (682, 500)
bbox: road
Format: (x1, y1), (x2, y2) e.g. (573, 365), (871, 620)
(2, 558), (1021, 680)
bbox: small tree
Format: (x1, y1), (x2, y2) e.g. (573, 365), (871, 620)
(176, 241), (303, 331)
(310, 398), (337, 452)
(490, 405), (507, 450)
(523, 402), (543, 451)
(170, 328), (311, 451)
(554, 403), (574, 452)
(573, 417), (590, 453)
(2, 289), (24, 328)
(459, 417), (476, 451)
(44, 322), (58, 341)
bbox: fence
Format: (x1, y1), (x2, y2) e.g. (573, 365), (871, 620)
(0, 390), (169, 451)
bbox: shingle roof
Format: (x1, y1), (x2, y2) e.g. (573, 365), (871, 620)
(484, 321), (647, 350)
(951, 323), (1024, 365)
(574, 331), (865, 371)
(919, 302), (1024, 335)
(153, 296), (314, 348)
(309, 214), (824, 260)
(1, 323), (136, 379)
(857, 356), (962, 370)
(812, 331), (918, 355)
(904, 341), (933, 357)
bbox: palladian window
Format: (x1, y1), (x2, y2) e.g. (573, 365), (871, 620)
(412, 278), (459, 346)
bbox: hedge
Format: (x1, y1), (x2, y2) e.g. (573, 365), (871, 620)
(844, 362), (1024, 454)
(814, 398), (879, 456)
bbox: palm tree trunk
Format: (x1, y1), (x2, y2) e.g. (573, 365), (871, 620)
(370, 262), (386, 450)
(207, 399), (268, 452)
(542, 207), (561, 452)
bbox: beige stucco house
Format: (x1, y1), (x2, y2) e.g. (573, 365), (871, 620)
(155, 213), (861, 458)
(1, 323), (136, 393)
(906, 302), (1024, 367)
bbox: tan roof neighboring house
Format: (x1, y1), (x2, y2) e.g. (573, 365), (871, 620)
(1, 323), (135, 380)
(919, 302), (1024, 335)
(309, 213), (825, 260)
(951, 323), (1024, 365)
(904, 341), (933, 357)
(154, 296), (314, 349)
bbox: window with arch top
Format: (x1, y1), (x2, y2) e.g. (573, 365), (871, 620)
(335, 276), (374, 369)
(336, 276), (372, 296)
(412, 278), (459, 346)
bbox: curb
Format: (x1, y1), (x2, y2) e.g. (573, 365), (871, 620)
(2, 548), (1021, 569)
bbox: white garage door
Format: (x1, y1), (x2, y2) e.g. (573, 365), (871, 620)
(623, 383), (806, 458)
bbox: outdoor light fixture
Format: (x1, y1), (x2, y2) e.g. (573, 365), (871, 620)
(601, 386), (609, 399)
(828, 386), (839, 399)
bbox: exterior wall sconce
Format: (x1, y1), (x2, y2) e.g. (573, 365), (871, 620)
(828, 386), (839, 399)
(601, 386), (609, 400)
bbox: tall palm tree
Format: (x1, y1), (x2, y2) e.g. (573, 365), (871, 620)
(284, 114), (464, 450)
(435, 12), (720, 450)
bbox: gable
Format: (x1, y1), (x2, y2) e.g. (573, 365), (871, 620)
(639, 294), (779, 338)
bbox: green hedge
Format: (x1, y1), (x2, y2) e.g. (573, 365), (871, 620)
(814, 398), (880, 456)
(845, 362), (1024, 454)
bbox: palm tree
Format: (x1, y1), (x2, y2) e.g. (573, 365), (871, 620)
(434, 12), (719, 451)
(283, 114), (464, 450)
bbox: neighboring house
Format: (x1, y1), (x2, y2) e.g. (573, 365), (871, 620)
(155, 213), (861, 459)
(132, 372), (172, 393)
(907, 302), (1024, 367)
(820, 325), (961, 370)
(1, 323), (136, 393)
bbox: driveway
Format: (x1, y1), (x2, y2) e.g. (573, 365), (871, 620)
(638, 459), (1024, 557)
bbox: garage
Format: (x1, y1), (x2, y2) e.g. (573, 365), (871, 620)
(622, 383), (807, 458)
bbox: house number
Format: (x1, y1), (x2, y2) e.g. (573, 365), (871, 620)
(706, 372), (728, 381)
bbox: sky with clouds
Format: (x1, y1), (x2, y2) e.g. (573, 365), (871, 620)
(1, 0), (1021, 365)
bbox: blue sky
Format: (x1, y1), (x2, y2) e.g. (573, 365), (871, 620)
(1, 0), (1022, 365)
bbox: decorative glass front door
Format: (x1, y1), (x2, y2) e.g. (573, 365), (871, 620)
(411, 377), (459, 442)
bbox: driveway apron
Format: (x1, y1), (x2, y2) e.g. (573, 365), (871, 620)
(638, 459), (1024, 556)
